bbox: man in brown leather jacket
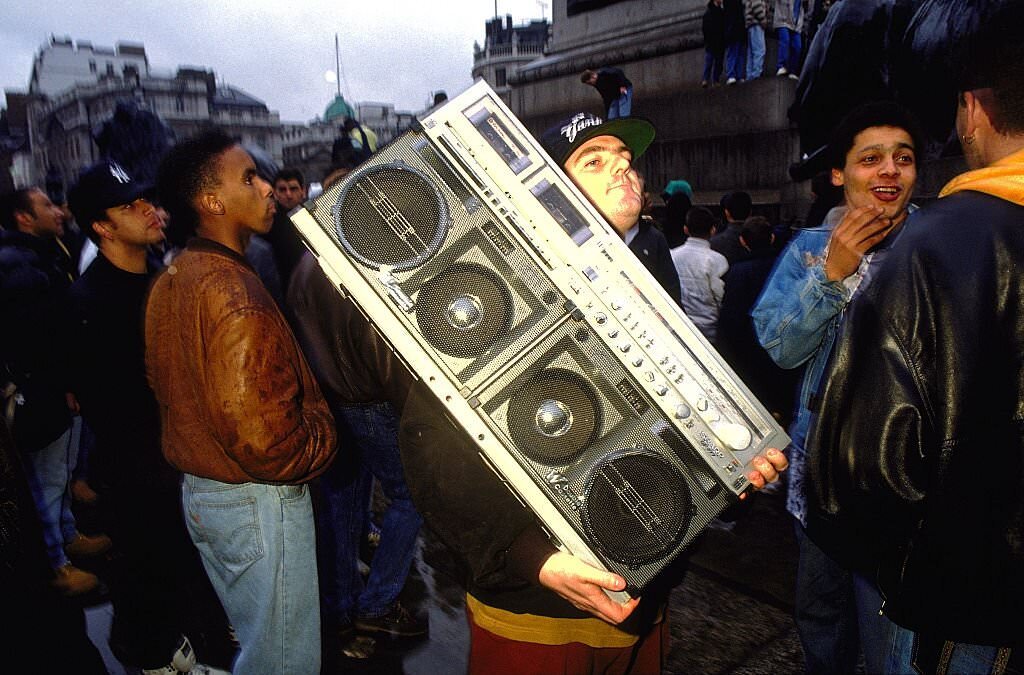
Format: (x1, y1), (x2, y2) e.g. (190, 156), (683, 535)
(146, 130), (337, 675)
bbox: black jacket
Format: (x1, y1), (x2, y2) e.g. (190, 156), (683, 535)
(702, 1), (727, 54)
(806, 190), (1024, 647)
(0, 230), (72, 450)
(630, 217), (682, 307)
(592, 67), (631, 113)
(67, 253), (172, 492)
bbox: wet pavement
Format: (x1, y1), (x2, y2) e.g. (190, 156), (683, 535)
(85, 483), (805, 674)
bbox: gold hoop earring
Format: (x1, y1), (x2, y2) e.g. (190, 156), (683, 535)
(962, 134), (976, 145)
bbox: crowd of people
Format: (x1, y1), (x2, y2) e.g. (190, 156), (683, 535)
(3, 1), (1024, 673)
(700, 0), (834, 87)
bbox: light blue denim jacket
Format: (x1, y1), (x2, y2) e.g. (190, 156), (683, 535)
(751, 205), (911, 524)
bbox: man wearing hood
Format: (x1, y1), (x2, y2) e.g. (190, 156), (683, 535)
(806, 3), (1024, 670)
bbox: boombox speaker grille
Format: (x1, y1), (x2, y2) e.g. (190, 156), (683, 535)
(415, 262), (514, 359)
(507, 368), (601, 466)
(582, 450), (692, 565)
(333, 163), (448, 271)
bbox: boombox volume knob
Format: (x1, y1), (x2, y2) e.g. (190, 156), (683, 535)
(711, 422), (753, 451)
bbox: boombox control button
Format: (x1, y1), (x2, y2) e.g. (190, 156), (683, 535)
(696, 397), (709, 412)
(584, 266), (599, 281)
(643, 370), (654, 381)
(595, 313), (608, 325)
(655, 385), (669, 397)
(618, 343), (631, 353)
(712, 422), (753, 451)
(675, 404), (692, 419)
(608, 329), (619, 339)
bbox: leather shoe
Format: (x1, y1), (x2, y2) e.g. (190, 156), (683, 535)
(52, 563), (99, 596)
(65, 532), (112, 558)
(70, 478), (99, 505)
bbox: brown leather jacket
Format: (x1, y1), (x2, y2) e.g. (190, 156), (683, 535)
(145, 238), (336, 484)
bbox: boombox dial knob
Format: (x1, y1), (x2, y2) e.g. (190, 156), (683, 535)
(675, 404), (692, 420)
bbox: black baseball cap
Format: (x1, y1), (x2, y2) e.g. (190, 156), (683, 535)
(68, 160), (152, 227)
(540, 112), (655, 167)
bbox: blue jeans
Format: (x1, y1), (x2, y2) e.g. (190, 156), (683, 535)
(607, 85), (633, 119)
(726, 40), (746, 80)
(25, 422), (77, 567)
(777, 27), (802, 73)
(183, 475), (321, 674)
(887, 626), (1022, 674)
(703, 49), (724, 84)
(795, 522), (895, 674)
(747, 25), (766, 78)
(319, 403), (422, 623)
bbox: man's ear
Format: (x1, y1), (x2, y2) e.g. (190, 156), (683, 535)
(12, 208), (33, 232)
(92, 220), (115, 242)
(198, 192), (224, 216)
(962, 89), (990, 139)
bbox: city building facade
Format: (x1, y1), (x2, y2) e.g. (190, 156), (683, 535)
(472, 15), (550, 104)
(7, 36), (282, 190)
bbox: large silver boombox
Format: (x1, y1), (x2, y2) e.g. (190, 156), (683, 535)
(291, 81), (789, 599)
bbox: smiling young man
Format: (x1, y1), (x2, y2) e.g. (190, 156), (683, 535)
(146, 130), (337, 674)
(751, 100), (924, 674)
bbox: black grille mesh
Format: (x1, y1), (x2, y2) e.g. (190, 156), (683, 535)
(334, 164), (447, 270)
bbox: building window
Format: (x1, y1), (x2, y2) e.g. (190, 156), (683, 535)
(106, 62), (115, 76)
(89, 60), (96, 73)
(175, 97), (185, 113)
(495, 68), (507, 88)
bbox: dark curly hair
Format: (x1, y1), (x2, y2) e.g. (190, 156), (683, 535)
(156, 129), (236, 246)
(828, 101), (926, 171)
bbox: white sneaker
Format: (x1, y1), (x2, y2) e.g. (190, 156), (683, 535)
(142, 636), (199, 674)
(788, 73), (799, 80)
(776, 66), (788, 76)
(726, 77), (737, 85)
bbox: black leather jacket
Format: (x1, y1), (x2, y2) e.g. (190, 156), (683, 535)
(805, 188), (1024, 647)
(0, 230), (72, 450)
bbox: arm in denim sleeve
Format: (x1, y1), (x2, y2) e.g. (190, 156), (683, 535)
(751, 232), (851, 369)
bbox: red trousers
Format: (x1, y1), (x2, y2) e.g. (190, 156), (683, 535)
(467, 609), (669, 675)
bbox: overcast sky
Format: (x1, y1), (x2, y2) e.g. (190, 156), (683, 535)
(2, 0), (549, 122)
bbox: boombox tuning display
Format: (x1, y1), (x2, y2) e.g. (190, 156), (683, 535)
(290, 81), (790, 601)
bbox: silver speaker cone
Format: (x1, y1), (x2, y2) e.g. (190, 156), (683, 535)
(535, 399), (573, 438)
(446, 294), (484, 331)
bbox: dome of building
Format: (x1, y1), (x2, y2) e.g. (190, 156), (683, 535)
(324, 94), (355, 123)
